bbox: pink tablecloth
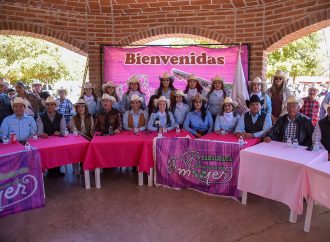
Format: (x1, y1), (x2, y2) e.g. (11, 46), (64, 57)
(199, 133), (260, 149)
(28, 135), (90, 169)
(0, 143), (24, 156)
(238, 141), (328, 214)
(306, 161), (330, 209)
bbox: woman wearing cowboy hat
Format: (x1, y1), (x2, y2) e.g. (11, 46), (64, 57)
(121, 76), (146, 114)
(70, 99), (95, 139)
(248, 76), (272, 116)
(0, 97), (37, 142)
(56, 87), (75, 125)
(214, 97), (240, 134)
(147, 96), (175, 132)
(171, 90), (190, 128)
(123, 94), (148, 131)
(95, 94), (121, 135)
(79, 82), (101, 116)
(207, 75), (228, 119)
(300, 83), (320, 126)
(266, 70), (292, 124)
(154, 72), (177, 103)
(102, 80), (120, 111)
(184, 94), (213, 138)
(312, 103), (330, 160)
(184, 74), (207, 108)
(264, 95), (313, 147)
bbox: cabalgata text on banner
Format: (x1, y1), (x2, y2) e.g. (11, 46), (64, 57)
(125, 52), (225, 65)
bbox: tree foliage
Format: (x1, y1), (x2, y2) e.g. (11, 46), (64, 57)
(267, 32), (324, 81)
(0, 35), (70, 84)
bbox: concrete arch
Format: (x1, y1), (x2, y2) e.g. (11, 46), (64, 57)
(115, 25), (233, 45)
(0, 20), (88, 56)
(265, 9), (330, 52)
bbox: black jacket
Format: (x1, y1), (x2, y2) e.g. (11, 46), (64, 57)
(266, 113), (314, 147)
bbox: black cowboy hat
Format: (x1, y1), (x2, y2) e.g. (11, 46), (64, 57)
(246, 94), (264, 107)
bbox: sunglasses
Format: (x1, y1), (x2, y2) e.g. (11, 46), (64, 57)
(274, 77), (283, 81)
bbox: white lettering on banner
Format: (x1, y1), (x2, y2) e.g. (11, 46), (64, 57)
(0, 174), (38, 212)
(125, 53), (225, 65)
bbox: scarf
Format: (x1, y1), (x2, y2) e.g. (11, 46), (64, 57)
(188, 88), (197, 96)
(223, 112), (234, 122)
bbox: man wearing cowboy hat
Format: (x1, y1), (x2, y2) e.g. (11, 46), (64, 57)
(300, 83), (320, 126)
(15, 81), (44, 119)
(95, 94), (121, 135)
(0, 97), (37, 142)
(235, 95), (272, 138)
(312, 103), (330, 160)
(56, 87), (75, 125)
(31, 79), (43, 97)
(264, 95), (313, 147)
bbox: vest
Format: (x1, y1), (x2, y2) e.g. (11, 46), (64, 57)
(73, 115), (92, 138)
(319, 117), (330, 153)
(40, 112), (63, 136)
(127, 112), (146, 129)
(244, 111), (266, 134)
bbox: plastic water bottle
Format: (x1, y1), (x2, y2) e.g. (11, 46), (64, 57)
(286, 138), (292, 147)
(292, 138), (299, 148)
(176, 125), (180, 134)
(313, 141), (320, 152)
(239, 136), (244, 146)
(2, 136), (9, 144)
(73, 127), (78, 136)
(32, 132), (38, 140)
(24, 141), (31, 151)
(108, 125), (114, 136)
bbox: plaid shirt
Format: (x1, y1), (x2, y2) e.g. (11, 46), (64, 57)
(56, 98), (75, 124)
(300, 97), (320, 126)
(284, 116), (297, 142)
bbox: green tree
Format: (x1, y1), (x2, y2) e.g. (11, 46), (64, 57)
(267, 32), (324, 83)
(0, 35), (70, 84)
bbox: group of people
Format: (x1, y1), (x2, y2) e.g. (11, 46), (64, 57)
(1, 70), (329, 165)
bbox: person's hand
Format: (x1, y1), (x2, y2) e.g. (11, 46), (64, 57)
(53, 131), (61, 136)
(263, 136), (272, 143)
(40, 133), (48, 138)
(243, 133), (253, 139)
(195, 133), (202, 138)
(114, 129), (120, 134)
(235, 132), (242, 138)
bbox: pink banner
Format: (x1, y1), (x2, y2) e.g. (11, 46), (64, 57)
(103, 45), (249, 100)
(154, 137), (241, 199)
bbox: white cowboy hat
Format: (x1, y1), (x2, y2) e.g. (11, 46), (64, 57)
(174, 90), (186, 97)
(187, 74), (198, 80)
(223, 97), (238, 108)
(130, 94), (143, 103)
(102, 81), (116, 92)
(192, 93), (208, 103)
(273, 70), (289, 80)
(101, 94), (117, 103)
(127, 76), (140, 85)
(160, 72), (174, 80)
(45, 96), (58, 106)
(154, 96), (170, 108)
(308, 83), (319, 93)
(83, 82), (94, 89)
(211, 75), (224, 83)
(287, 95), (304, 108)
(56, 87), (68, 96)
(11, 97), (28, 109)
(74, 98), (87, 107)
(32, 79), (42, 86)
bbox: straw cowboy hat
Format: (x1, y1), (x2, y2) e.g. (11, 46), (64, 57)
(127, 76), (140, 85)
(159, 72), (174, 81)
(273, 70), (289, 81)
(154, 96), (170, 108)
(11, 97), (28, 109)
(192, 93), (208, 103)
(187, 74), (198, 81)
(174, 90), (186, 97)
(32, 79), (42, 86)
(246, 94), (264, 107)
(83, 82), (94, 89)
(101, 93), (117, 103)
(102, 81), (116, 92)
(130, 94), (144, 103)
(45, 96), (58, 106)
(248, 76), (267, 92)
(56, 87), (68, 96)
(74, 98), (87, 107)
(223, 97), (238, 108)
(211, 75), (225, 83)
(308, 83), (319, 93)
(287, 95), (304, 108)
